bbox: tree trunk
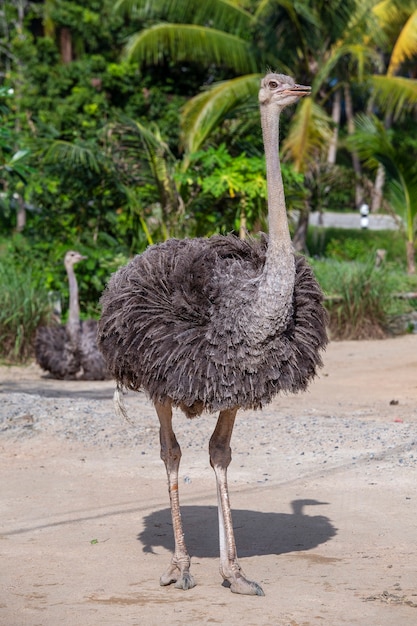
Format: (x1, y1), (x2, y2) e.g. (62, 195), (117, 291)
(371, 164), (385, 213)
(327, 88), (341, 165)
(371, 112), (392, 213)
(344, 83), (363, 208)
(292, 206), (309, 253)
(15, 194), (26, 232)
(406, 240), (416, 275)
(239, 207), (247, 240)
(60, 27), (73, 64)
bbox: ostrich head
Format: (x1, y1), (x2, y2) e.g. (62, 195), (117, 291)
(259, 73), (311, 109)
(64, 250), (87, 270)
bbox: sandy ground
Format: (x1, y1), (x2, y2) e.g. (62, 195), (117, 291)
(1, 336), (417, 626)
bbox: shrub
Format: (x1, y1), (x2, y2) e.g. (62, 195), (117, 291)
(312, 258), (396, 340)
(0, 260), (51, 362)
(307, 227), (406, 265)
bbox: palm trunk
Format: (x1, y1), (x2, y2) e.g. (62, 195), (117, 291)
(292, 204), (310, 253)
(371, 113), (392, 213)
(60, 27), (73, 64)
(239, 206), (247, 240)
(406, 240), (416, 275)
(327, 88), (341, 165)
(344, 84), (363, 208)
(371, 164), (385, 213)
(15, 194), (26, 232)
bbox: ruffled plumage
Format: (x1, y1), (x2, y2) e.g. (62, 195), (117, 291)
(35, 320), (110, 380)
(98, 234), (328, 417)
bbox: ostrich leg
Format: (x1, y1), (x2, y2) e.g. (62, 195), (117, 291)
(155, 400), (195, 590)
(209, 408), (265, 596)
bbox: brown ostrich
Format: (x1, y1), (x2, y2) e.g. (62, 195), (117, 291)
(35, 250), (109, 380)
(98, 73), (328, 596)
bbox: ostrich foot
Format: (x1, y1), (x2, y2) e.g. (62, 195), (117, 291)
(160, 561), (196, 590)
(223, 571), (264, 596)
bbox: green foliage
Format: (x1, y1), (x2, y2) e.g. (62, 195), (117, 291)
(1, 234), (127, 322)
(0, 256), (51, 362)
(312, 258), (396, 340)
(307, 227), (406, 264)
(0, 0), (416, 349)
(177, 143), (306, 236)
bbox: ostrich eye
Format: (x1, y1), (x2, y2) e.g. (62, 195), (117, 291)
(268, 80), (278, 89)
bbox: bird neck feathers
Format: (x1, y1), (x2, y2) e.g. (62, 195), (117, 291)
(260, 103), (293, 256)
(66, 265), (81, 340)
(257, 100), (295, 329)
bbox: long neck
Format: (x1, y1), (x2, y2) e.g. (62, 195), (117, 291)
(237, 100), (295, 342)
(260, 104), (292, 254)
(66, 265), (80, 341)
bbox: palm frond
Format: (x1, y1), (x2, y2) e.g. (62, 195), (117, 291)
(370, 74), (417, 119)
(312, 42), (381, 97)
(117, 116), (172, 156)
(389, 177), (417, 236)
(388, 9), (417, 75)
(180, 74), (261, 159)
(43, 141), (101, 172)
(255, 0), (318, 29)
(282, 98), (333, 173)
(114, 0), (253, 37)
(346, 113), (395, 171)
(124, 23), (257, 74)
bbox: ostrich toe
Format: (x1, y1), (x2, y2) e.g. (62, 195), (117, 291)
(159, 562), (196, 590)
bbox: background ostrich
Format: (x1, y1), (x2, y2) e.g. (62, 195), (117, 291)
(35, 250), (109, 380)
(98, 73), (328, 596)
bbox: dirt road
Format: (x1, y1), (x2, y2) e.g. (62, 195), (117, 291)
(1, 336), (416, 625)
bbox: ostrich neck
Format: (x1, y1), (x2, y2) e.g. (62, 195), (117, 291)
(252, 103), (295, 333)
(260, 106), (292, 254)
(66, 266), (81, 342)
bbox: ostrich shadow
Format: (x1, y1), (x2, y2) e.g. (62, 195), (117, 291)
(0, 380), (115, 401)
(138, 499), (336, 558)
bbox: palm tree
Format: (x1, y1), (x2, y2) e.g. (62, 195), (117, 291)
(349, 114), (417, 273)
(366, 0), (417, 211)
(114, 0), (380, 247)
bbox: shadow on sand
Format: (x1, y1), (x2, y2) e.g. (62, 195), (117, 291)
(138, 499), (337, 558)
(0, 380), (115, 401)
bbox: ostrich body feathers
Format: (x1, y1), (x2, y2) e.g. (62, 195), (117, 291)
(35, 319), (109, 380)
(98, 234), (328, 417)
(35, 250), (110, 381)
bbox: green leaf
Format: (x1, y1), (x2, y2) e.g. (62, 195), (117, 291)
(370, 75), (417, 119)
(282, 98), (333, 173)
(43, 141), (102, 173)
(388, 9), (417, 75)
(114, 0), (253, 37)
(124, 24), (257, 74)
(181, 74), (261, 158)
(9, 149), (30, 164)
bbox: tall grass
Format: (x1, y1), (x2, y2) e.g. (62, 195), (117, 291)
(312, 258), (397, 340)
(0, 261), (52, 363)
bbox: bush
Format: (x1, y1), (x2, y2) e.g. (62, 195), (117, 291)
(311, 257), (410, 340)
(307, 227), (406, 265)
(0, 260), (51, 362)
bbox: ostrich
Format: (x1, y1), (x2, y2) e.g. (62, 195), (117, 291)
(97, 73), (328, 596)
(35, 250), (109, 380)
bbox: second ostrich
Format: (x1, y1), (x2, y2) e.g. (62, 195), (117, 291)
(35, 250), (109, 380)
(98, 73), (328, 596)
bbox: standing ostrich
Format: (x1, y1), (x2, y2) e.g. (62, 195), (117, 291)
(35, 250), (109, 380)
(98, 73), (328, 596)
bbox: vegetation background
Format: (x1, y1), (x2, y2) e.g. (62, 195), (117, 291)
(1, 0), (417, 361)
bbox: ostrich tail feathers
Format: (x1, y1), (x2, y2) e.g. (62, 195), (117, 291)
(113, 385), (134, 424)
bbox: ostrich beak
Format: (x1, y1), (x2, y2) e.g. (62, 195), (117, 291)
(288, 84), (311, 97)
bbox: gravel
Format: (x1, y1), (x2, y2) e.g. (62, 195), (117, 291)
(1, 388), (416, 483)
